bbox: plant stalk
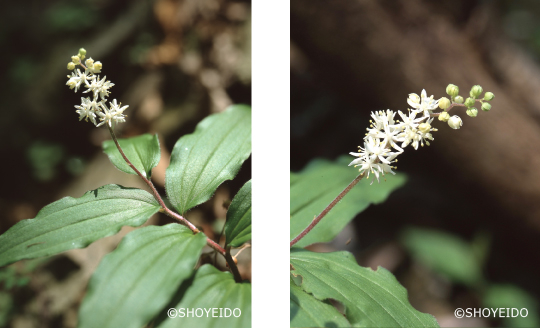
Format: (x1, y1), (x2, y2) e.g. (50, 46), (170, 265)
(290, 173), (365, 247)
(106, 126), (230, 259)
(225, 246), (243, 283)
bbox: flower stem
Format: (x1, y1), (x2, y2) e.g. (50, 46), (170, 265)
(290, 173), (365, 248)
(225, 246), (243, 283)
(431, 99), (483, 116)
(106, 126), (230, 259)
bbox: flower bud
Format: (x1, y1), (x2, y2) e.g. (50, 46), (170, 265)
(464, 97), (475, 107)
(481, 102), (491, 111)
(448, 115), (463, 129)
(439, 97), (451, 110)
(454, 96), (464, 104)
(67, 62), (76, 70)
(418, 123), (431, 133)
(93, 61), (102, 73)
(85, 58), (94, 68)
(71, 55), (80, 64)
(484, 92), (495, 101)
(438, 111), (450, 122)
(470, 85), (483, 98)
(466, 107), (478, 117)
(446, 84), (459, 97)
(78, 48), (87, 57)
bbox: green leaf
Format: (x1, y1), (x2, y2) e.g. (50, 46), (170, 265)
(102, 133), (161, 178)
(0, 185), (160, 267)
(290, 156), (406, 247)
(166, 105), (251, 214)
(225, 180), (251, 247)
(290, 278), (350, 328)
(156, 264), (251, 328)
(400, 227), (483, 286)
(78, 224), (206, 328)
(483, 284), (540, 328)
(290, 249), (439, 327)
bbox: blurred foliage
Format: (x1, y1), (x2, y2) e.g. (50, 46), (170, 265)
(402, 227), (540, 327)
(484, 284), (540, 328)
(401, 227), (485, 287)
(26, 141), (64, 181)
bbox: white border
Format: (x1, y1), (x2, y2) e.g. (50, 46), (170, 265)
(252, 0), (290, 326)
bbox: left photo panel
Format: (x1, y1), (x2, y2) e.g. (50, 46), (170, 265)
(0, 1), (252, 327)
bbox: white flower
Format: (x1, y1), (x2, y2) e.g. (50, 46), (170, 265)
(369, 121), (403, 152)
(407, 89), (440, 117)
(448, 115), (463, 129)
(66, 69), (93, 93)
(84, 75), (114, 100)
(74, 98), (97, 125)
(96, 99), (128, 127)
(396, 110), (426, 130)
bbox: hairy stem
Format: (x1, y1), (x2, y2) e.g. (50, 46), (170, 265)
(225, 246), (243, 283)
(290, 173), (365, 247)
(106, 126), (231, 259)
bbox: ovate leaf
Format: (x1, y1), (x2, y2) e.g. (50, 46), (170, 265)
(78, 224), (206, 328)
(290, 156), (406, 247)
(225, 180), (251, 247)
(102, 133), (160, 178)
(166, 105), (251, 214)
(290, 278), (350, 328)
(290, 249), (439, 327)
(157, 264), (251, 328)
(0, 185), (160, 267)
(401, 227), (483, 286)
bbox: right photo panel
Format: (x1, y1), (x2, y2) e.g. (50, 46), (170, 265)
(290, 1), (539, 327)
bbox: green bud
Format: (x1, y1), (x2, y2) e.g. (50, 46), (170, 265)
(466, 107), (478, 117)
(438, 111), (450, 122)
(71, 55), (80, 64)
(464, 97), (475, 107)
(484, 92), (495, 101)
(78, 48), (87, 57)
(481, 102), (491, 111)
(454, 96), (464, 104)
(67, 62), (76, 70)
(470, 85), (483, 98)
(439, 97), (451, 110)
(446, 84), (459, 97)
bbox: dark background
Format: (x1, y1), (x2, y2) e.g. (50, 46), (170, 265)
(0, 0), (251, 327)
(291, 0), (540, 326)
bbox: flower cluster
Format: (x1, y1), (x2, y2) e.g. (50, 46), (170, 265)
(349, 84), (494, 183)
(66, 48), (128, 128)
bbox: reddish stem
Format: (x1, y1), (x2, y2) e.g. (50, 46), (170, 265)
(107, 126), (227, 256)
(290, 173), (365, 247)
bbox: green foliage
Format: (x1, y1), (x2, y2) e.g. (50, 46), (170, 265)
(401, 227), (483, 286)
(102, 133), (161, 178)
(225, 180), (252, 247)
(156, 264), (251, 328)
(290, 156), (406, 247)
(166, 105), (251, 214)
(0, 185), (160, 267)
(26, 140), (64, 181)
(290, 278), (350, 328)
(78, 224), (206, 328)
(483, 284), (540, 328)
(290, 249), (439, 327)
